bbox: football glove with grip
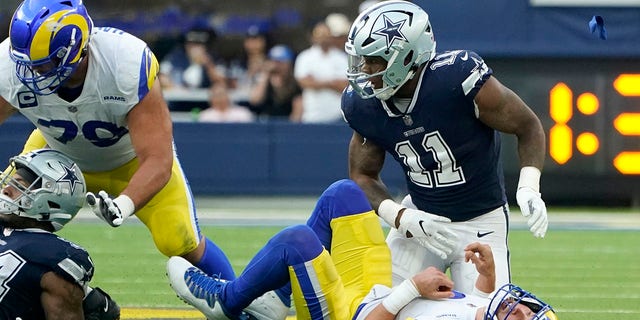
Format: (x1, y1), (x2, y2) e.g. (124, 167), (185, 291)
(379, 199), (458, 259)
(86, 191), (135, 227)
(83, 287), (121, 320)
(516, 167), (548, 238)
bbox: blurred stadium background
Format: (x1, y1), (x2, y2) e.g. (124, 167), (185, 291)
(0, 0), (638, 205)
(1, 0), (639, 319)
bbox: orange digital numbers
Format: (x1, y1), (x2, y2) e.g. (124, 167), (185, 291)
(549, 74), (640, 175)
(612, 74), (640, 174)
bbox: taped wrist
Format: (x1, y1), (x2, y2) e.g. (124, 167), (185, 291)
(113, 195), (135, 219)
(378, 199), (404, 228)
(382, 278), (420, 315)
(517, 166), (541, 192)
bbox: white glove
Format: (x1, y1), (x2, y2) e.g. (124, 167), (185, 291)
(379, 200), (458, 259)
(516, 167), (548, 238)
(398, 208), (458, 259)
(86, 191), (135, 227)
(516, 187), (548, 238)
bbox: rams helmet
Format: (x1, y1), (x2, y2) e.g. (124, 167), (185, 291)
(9, 0), (93, 95)
(485, 284), (558, 320)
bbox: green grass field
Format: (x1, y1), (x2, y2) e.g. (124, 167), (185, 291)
(57, 221), (640, 320)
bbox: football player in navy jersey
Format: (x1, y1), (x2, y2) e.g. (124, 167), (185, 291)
(342, 1), (548, 294)
(0, 0), (271, 315)
(0, 149), (119, 320)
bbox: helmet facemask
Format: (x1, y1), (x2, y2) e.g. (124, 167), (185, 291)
(0, 165), (43, 218)
(485, 284), (558, 320)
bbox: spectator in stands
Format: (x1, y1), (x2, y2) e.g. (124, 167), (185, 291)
(294, 21), (348, 123)
(325, 13), (352, 51)
(159, 25), (224, 90)
(249, 45), (303, 122)
(359, 0), (382, 13)
(199, 84), (255, 123)
(227, 24), (271, 107)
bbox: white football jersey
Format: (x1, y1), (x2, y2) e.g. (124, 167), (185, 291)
(0, 27), (159, 171)
(355, 285), (486, 320)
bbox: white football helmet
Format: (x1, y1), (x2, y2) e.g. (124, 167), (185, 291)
(0, 149), (86, 231)
(345, 0), (436, 100)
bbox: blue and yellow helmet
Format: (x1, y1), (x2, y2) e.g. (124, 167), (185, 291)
(9, 0), (93, 95)
(485, 284), (558, 320)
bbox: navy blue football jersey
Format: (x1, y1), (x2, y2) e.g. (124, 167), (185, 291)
(342, 50), (507, 221)
(0, 227), (94, 319)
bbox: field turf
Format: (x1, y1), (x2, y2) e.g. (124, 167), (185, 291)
(57, 221), (640, 320)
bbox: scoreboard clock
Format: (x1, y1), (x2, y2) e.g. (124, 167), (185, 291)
(491, 59), (640, 178)
(549, 74), (640, 175)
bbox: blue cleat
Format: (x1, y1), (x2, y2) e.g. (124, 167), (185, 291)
(167, 256), (245, 320)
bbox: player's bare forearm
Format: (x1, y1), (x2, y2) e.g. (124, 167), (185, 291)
(123, 156), (172, 207)
(353, 175), (393, 212)
(465, 242), (496, 294)
(123, 82), (174, 208)
(363, 304), (396, 320)
(41, 272), (85, 320)
(515, 116), (546, 170)
(348, 132), (391, 211)
(476, 77), (545, 170)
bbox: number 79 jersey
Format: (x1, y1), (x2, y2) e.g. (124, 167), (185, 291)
(341, 50), (507, 221)
(0, 27), (160, 172)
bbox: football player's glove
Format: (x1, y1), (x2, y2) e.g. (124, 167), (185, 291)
(379, 200), (458, 259)
(86, 191), (134, 227)
(516, 187), (548, 238)
(516, 166), (548, 238)
(397, 208), (458, 259)
(83, 287), (120, 320)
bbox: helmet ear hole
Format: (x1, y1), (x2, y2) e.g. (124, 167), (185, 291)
(48, 201), (61, 210)
(404, 50), (414, 66)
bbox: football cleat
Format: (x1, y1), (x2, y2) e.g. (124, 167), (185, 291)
(167, 256), (239, 320)
(244, 290), (290, 320)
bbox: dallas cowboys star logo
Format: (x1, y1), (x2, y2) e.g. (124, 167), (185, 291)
(373, 15), (407, 48)
(470, 56), (489, 75)
(59, 162), (81, 194)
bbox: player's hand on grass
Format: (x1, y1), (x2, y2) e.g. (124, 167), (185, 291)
(86, 191), (135, 227)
